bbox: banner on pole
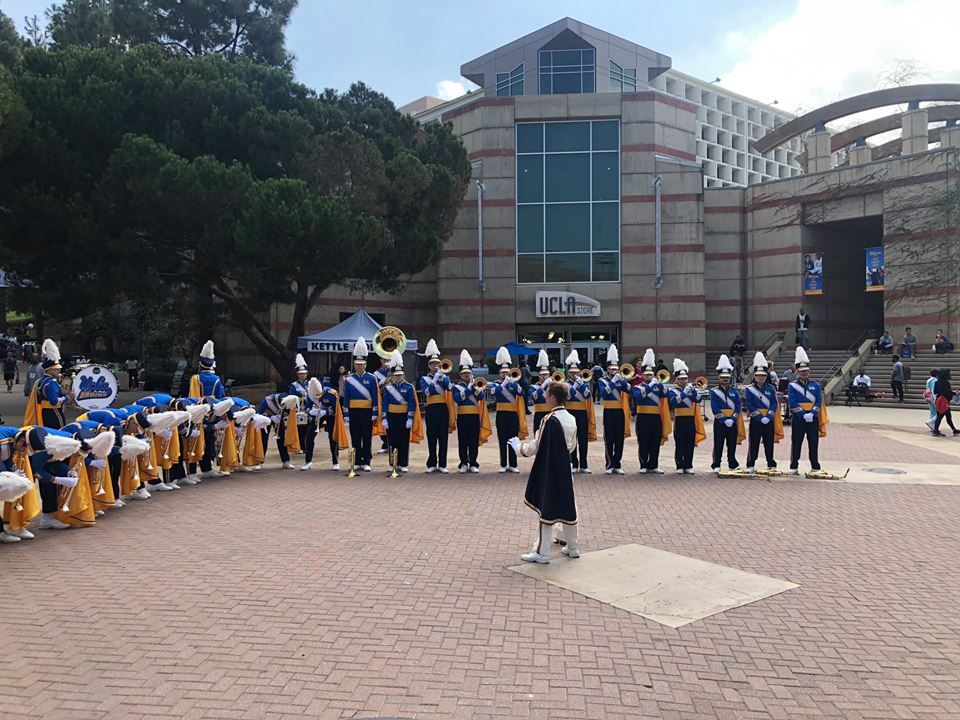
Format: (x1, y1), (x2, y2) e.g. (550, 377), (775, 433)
(865, 246), (884, 292)
(803, 252), (823, 295)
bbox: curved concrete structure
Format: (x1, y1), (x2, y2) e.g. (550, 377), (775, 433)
(829, 104), (960, 152)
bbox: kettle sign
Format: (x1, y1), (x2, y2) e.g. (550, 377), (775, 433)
(74, 365), (119, 410)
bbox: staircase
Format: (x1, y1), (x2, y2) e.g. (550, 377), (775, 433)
(849, 351), (960, 410)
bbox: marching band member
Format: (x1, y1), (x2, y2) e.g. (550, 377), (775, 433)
(343, 338), (381, 473)
(788, 347), (828, 474)
(133, 394), (178, 491)
(0, 425), (37, 542)
(489, 346), (527, 474)
(225, 400), (255, 472)
(668, 358), (705, 474)
(255, 392), (297, 469)
(381, 351), (422, 473)
(303, 377), (348, 471)
(630, 349), (672, 474)
(564, 349), (595, 474)
(189, 340), (232, 477)
(24, 338), (73, 429)
(598, 344), (630, 475)
(168, 398), (207, 485)
(745, 352), (783, 474)
(710, 354), (745, 474)
(14, 427), (81, 531)
(0, 466), (33, 544)
(374, 354), (392, 456)
(510, 380), (580, 564)
(78, 408), (126, 501)
(527, 350), (552, 433)
(289, 354), (311, 454)
(61, 422), (118, 515)
(452, 350), (491, 473)
(420, 339), (454, 473)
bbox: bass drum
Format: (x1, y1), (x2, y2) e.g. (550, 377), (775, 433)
(72, 364), (119, 410)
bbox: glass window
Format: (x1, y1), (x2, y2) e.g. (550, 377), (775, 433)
(545, 154), (589, 202)
(592, 152), (619, 201)
(538, 48), (596, 95)
(496, 63), (524, 97)
(515, 120), (620, 284)
(545, 204), (589, 252)
(517, 155), (543, 203)
(517, 205), (544, 253)
(609, 60), (637, 93)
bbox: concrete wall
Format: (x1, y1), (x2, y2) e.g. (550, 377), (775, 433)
(703, 188), (746, 350)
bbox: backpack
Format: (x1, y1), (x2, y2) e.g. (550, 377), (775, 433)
(903, 365), (912, 381)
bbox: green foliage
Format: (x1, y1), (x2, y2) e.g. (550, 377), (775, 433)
(0, 10), (22, 68)
(0, 46), (471, 375)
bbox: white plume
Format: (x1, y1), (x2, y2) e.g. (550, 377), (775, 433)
(565, 349), (580, 367)
(0, 472), (33, 502)
(390, 350), (403, 369)
(41, 338), (61, 363)
(213, 398), (234, 417)
(120, 435), (151, 460)
(795, 346), (810, 365)
(753, 351), (768, 371)
(250, 414), (272, 430)
(673, 358), (688, 374)
(717, 354), (734, 372)
(44, 434), (81, 461)
(424, 339), (440, 357)
(186, 404), (210, 424)
(459, 349), (473, 368)
(353, 337), (369, 357)
(281, 395), (299, 410)
(146, 411), (178, 431)
(294, 353), (307, 370)
(495, 346), (511, 366)
(537, 349), (549, 369)
(201, 340), (215, 358)
(168, 410), (190, 427)
(606, 344), (619, 365)
(641, 348), (656, 368)
(87, 431), (116, 459)
(233, 407), (255, 426)
(308, 377), (323, 398)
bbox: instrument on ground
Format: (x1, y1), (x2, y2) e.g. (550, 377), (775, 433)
(508, 368), (523, 381)
(373, 326), (406, 359)
(473, 377), (488, 391)
(718, 468), (750, 478)
(551, 371), (565, 383)
(389, 448), (400, 479)
(694, 376), (709, 390)
(805, 468), (850, 480)
(620, 364), (635, 380)
(755, 468), (784, 478)
(439, 359), (453, 374)
(656, 369), (671, 383)
(579, 369), (593, 382)
(346, 448), (358, 478)
(72, 364), (119, 410)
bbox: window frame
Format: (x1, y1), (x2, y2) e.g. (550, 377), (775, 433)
(496, 63), (524, 97)
(538, 48), (596, 96)
(609, 60), (637, 93)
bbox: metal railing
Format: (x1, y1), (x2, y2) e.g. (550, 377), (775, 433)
(818, 328), (880, 387)
(758, 331), (787, 356)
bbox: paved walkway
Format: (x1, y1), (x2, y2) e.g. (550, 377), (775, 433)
(2, 394), (958, 719)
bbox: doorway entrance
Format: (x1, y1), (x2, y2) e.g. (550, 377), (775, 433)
(517, 324), (619, 370)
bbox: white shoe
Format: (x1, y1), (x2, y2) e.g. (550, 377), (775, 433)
(253, 464), (262, 471)
(192, 474), (203, 483)
(711, 467), (720, 475)
(426, 467), (437, 474)
(0, 531), (21, 543)
(362, 465), (372, 472)
(112, 500), (126, 508)
(788, 468), (800, 475)
(331, 464), (340, 471)
(561, 546), (580, 558)
(746, 467), (756, 474)
(638, 468), (648, 474)
(468, 466), (479, 474)
(579, 467), (592, 474)
(521, 551), (550, 564)
(200, 470), (221, 478)
(300, 462), (312, 471)
(605, 468), (613, 475)
(683, 469), (696, 475)
(649, 468), (664, 474)
(499, 466), (508, 474)
(152, 482), (173, 492)
(179, 476), (197, 486)
(219, 471), (231, 477)
(281, 461), (295, 470)
(613, 468), (625, 475)
(95, 510), (105, 517)
(133, 487), (151, 500)
(508, 467), (520, 474)
(571, 467), (580, 474)
(377, 447), (389, 454)
(438, 467), (449, 474)
(10, 527), (34, 539)
(37, 514), (71, 529)
(399, 466), (408, 473)
(458, 465), (468, 474)
(168, 480), (181, 489)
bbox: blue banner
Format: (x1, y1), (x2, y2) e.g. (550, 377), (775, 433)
(803, 252), (823, 295)
(865, 246), (884, 292)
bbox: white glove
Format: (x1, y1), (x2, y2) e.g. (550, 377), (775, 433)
(189, 429), (201, 438)
(214, 420), (228, 430)
(88, 459), (106, 469)
(760, 416), (770, 425)
(434, 371), (443, 381)
(158, 429), (172, 439)
(507, 437), (522, 455)
(803, 412), (815, 423)
(308, 408), (319, 417)
(371, 413), (377, 423)
(541, 378), (552, 389)
(382, 417), (389, 429)
(613, 374), (623, 384)
(270, 414), (281, 424)
(343, 416), (349, 426)
(724, 418), (734, 427)
(54, 475), (77, 488)
(405, 418), (412, 430)
(317, 409), (327, 418)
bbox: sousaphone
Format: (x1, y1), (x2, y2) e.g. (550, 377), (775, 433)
(373, 326), (407, 359)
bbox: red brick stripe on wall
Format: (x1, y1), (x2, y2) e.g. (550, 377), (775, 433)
(884, 227), (960, 245)
(441, 97), (514, 122)
(462, 198), (515, 208)
(439, 298), (515, 307)
(748, 245), (801, 259)
(622, 244), (705, 254)
(623, 295), (705, 304)
(437, 322), (515, 331)
(704, 206), (743, 214)
(624, 320), (705, 329)
(622, 193), (701, 203)
(468, 148), (514, 159)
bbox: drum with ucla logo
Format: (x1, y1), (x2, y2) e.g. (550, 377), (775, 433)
(73, 364), (119, 410)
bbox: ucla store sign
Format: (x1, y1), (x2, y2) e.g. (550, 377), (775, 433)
(535, 291), (601, 318)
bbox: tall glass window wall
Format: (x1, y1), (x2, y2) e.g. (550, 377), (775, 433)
(516, 120), (620, 284)
(538, 49), (595, 95)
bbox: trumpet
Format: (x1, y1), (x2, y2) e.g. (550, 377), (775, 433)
(347, 448), (358, 477)
(551, 371), (566, 383)
(694, 376), (709, 391)
(620, 363), (635, 380)
(656, 368), (672, 383)
(508, 367), (522, 381)
(579, 368), (593, 382)
(389, 448), (400, 478)
(439, 358), (453, 374)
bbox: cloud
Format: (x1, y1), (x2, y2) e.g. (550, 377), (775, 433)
(435, 80), (467, 101)
(718, 0), (960, 121)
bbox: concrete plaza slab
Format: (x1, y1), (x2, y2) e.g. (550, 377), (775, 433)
(508, 543), (798, 628)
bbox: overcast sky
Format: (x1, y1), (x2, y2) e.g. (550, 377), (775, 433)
(3, 0), (959, 115)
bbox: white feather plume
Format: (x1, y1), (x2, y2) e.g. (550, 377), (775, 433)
(717, 354), (734, 372)
(294, 353), (307, 370)
(606, 344), (619, 365)
(565, 349), (580, 367)
(390, 350), (403, 369)
(753, 351), (768, 371)
(641, 348), (656, 368)
(0, 472), (33, 503)
(87, 431), (116, 459)
(308, 377), (323, 398)
(213, 398), (234, 417)
(353, 337), (369, 357)
(795, 346), (810, 365)
(250, 414), (272, 430)
(201, 340), (215, 358)
(146, 411), (178, 431)
(537, 349), (549, 369)
(280, 395), (299, 410)
(41, 338), (61, 363)
(233, 407), (255, 426)
(673, 358), (688, 374)
(44, 434), (81, 461)
(459, 349), (473, 368)
(425, 339), (440, 357)
(120, 435), (151, 460)
(186, 404), (210, 424)
(168, 410), (190, 427)
(495, 346), (511, 366)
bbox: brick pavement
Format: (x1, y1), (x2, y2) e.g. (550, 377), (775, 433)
(1, 414), (959, 719)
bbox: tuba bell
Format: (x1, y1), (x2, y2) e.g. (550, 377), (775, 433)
(439, 358), (453, 374)
(620, 363), (635, 380)
(656, 368), (671, 383)
(373, 326), (406, 359)
(694, 376), (709, 391)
